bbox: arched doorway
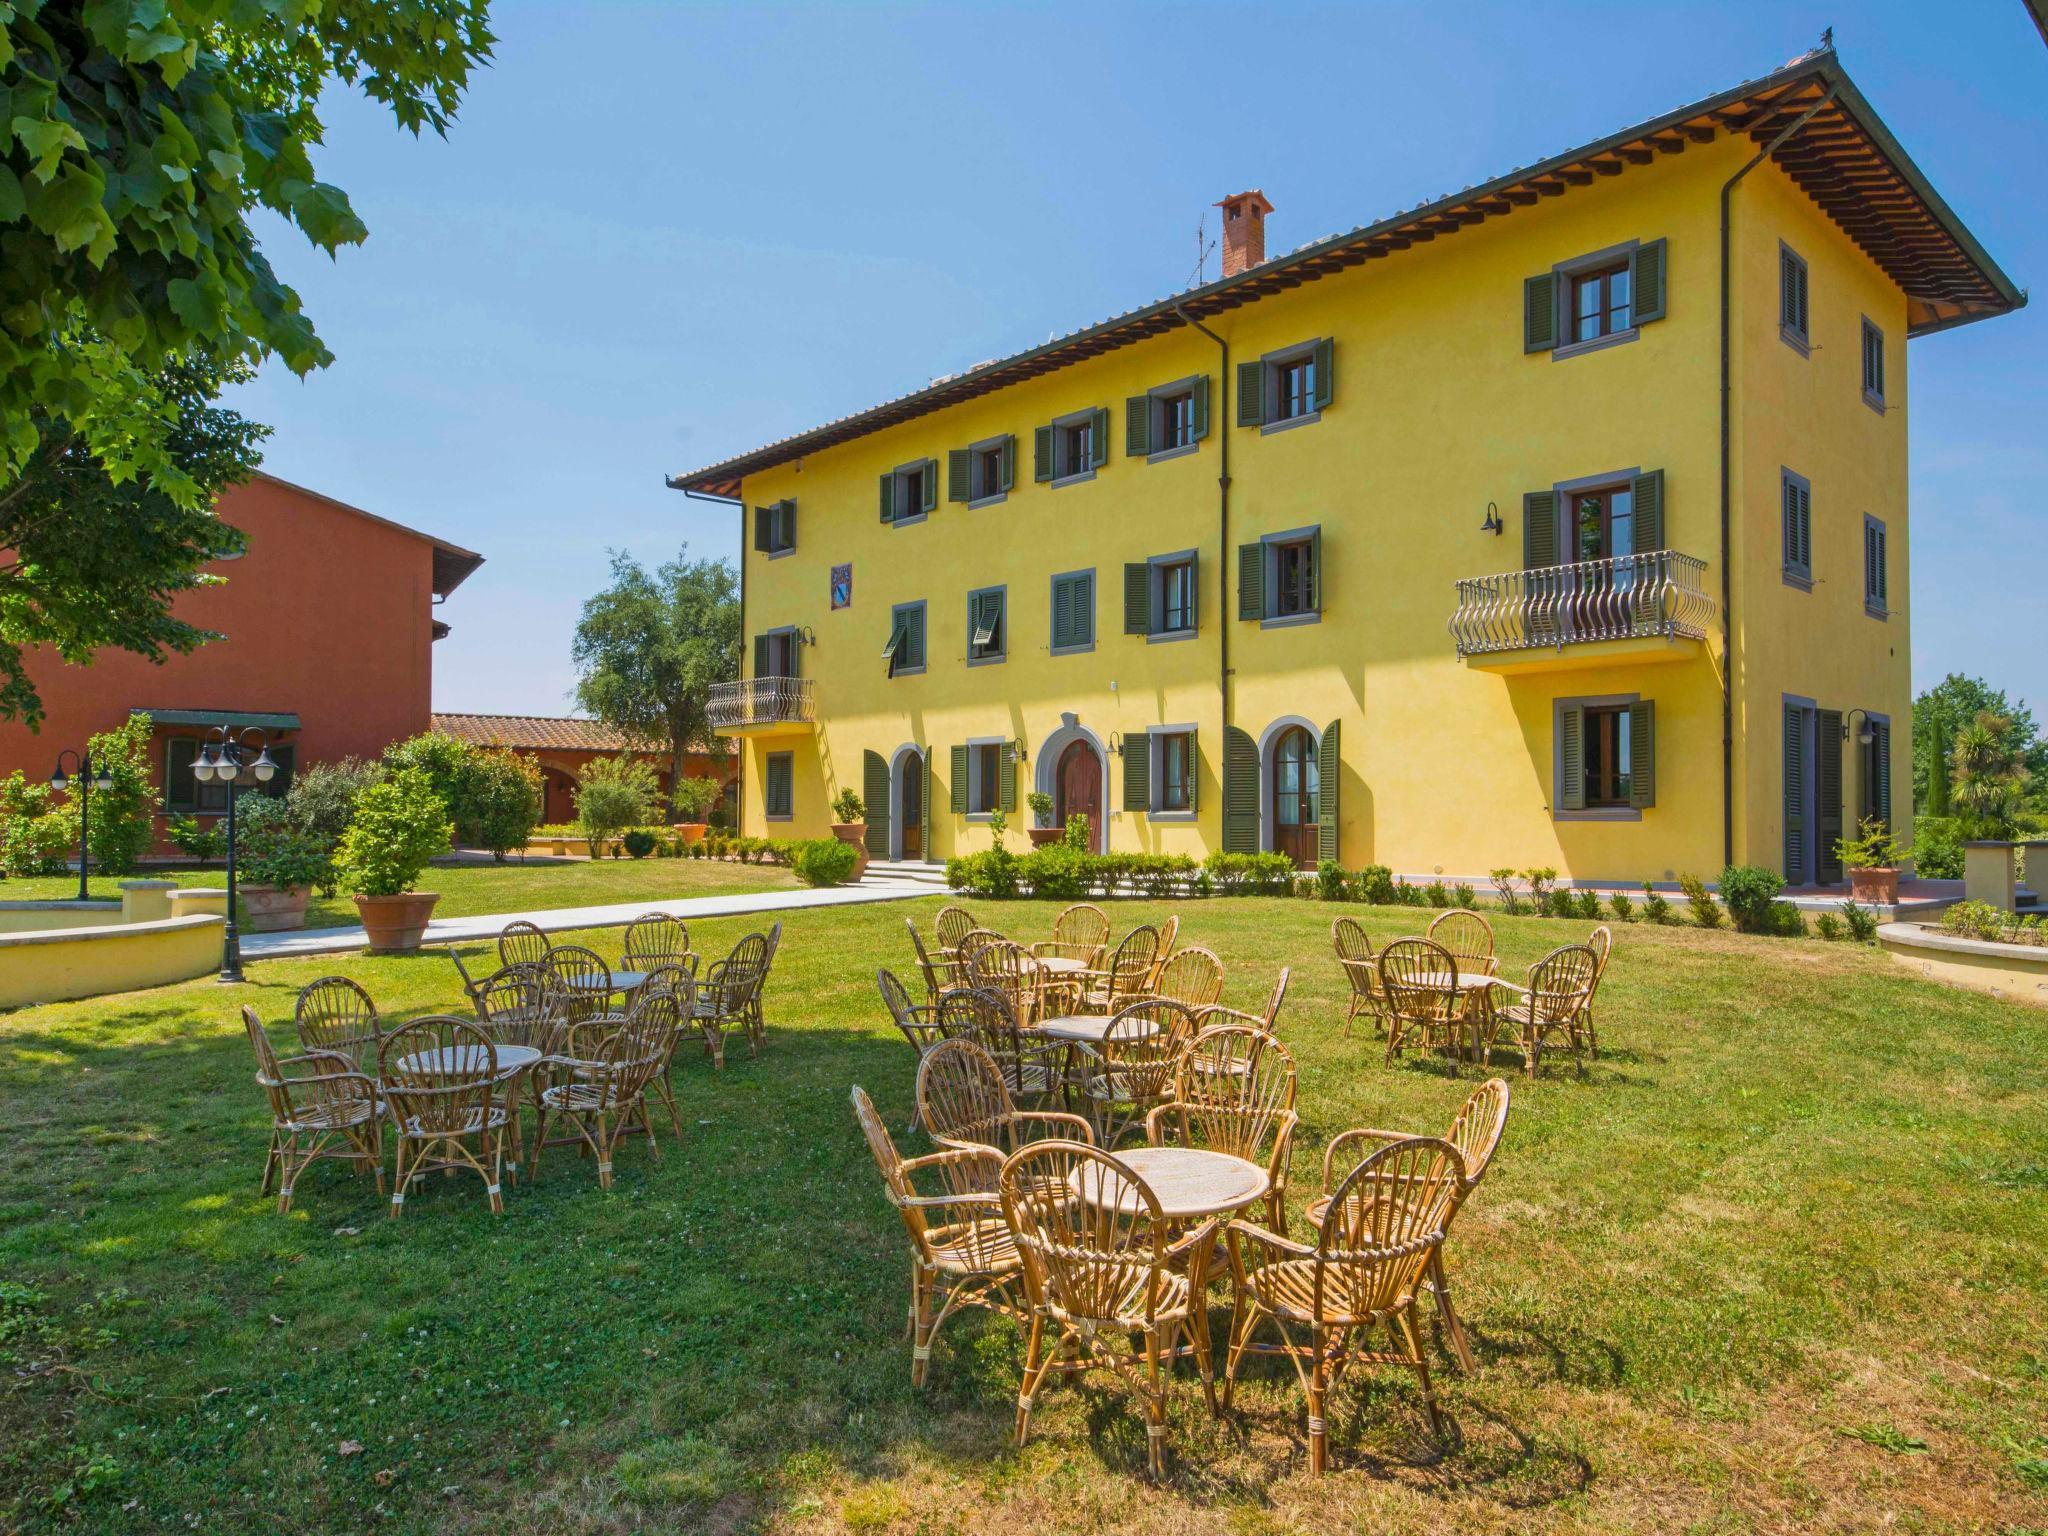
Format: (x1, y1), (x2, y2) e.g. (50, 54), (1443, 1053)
(1271, 725), (1320, 869)
(894, 747), (926, 861)
(1055, 739), (1104, 852)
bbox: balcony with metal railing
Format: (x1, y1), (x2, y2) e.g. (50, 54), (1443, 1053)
(707, 676), (817, 736)
(1449, 550), (1715, 673)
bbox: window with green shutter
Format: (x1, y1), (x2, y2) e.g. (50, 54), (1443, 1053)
(1040, 409), (1107, 484)
(1247, 526), (1320, 625)
(880, 461), (938, 524)
(1127, 551), (1198, 638)
(764, 752), (794, 820)
(753, 499), (796, 555)
(884, 600), (926, 677)
(1149, 728), (1198, 815)
(952, 435), (1015, 504)
(1780, 243), (1810, 350)
(1129, 375), (1209, 460)
(1862, 515), (1887, 616)
(1049, 569), (1095, 655)
(1242, 340), (1332, 431)
(966, 585), (1006, 664)
(1526, 238), (1667, 355)
(965, 740), (1003, 815)
(754, 628), (799, 680)
(1782, 468), (1813, 588)
(1555, 696), (1654, 816)
(1860, 318), (1886, 409)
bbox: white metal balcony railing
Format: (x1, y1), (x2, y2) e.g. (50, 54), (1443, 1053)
(1448, 549), (1715, 658)
(707, 676), (815, 730)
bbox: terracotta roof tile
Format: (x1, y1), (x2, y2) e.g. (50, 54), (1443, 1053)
(431, 713), (729, 755)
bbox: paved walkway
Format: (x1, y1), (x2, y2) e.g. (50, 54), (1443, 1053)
(243, 878), (934, 960)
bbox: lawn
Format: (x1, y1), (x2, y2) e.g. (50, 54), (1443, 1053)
(0, 853), (801, 931)
(2, 898), (2045, 1534)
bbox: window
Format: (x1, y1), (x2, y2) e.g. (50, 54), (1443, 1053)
(1239, 339), (1333, 431)
(1034, 407), (1109, 484)
(1571, 261), (1632, 342)
(1159, 390), (1195, 450)
(1049, 569), (1095, 654)
(1782, 468), (1812, 588)
(1156, 731), (1194, 813)
(1568, 484), (1635, 563)
(884, 600), (926, 677)
(1863, 515), (1888, 616)
(968, 741), (1001, 815)
(1126, 376), (1209, 460)
(1556, 697), (1654, 816)
(1861, 318), (1885, 409)
(1582, 706), (1634, 807)
(1238, 527), (1321, 625)
(1524, 239), (1664, 355)
(1271, 536), (1317, 617)
(752, 499), (796, 556)
(1780, 244), (1810, 350)
(764, 752), (794, 820)
(879, 460), (937, 524)
(1859, 714), (1892, 829)
(164, 738), (294, 813)
(1157, 557), (1194, 634)
(966, 585), (1006, 665)
(1123, 551), (1198, 639)
(948, 436), (1016, 505)
(753, 628), (799, 679)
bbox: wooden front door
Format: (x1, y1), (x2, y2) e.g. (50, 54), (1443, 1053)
(899, 753), (923, 861)
(1272, 726), (1320, 870)
(1055, 741), (1103, 853)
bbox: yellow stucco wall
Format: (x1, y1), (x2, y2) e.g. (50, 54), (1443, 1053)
(729, 138), (1912, 885)
(0, 914), (225, 1011)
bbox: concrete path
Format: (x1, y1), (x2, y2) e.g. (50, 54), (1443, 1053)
(242, 877), (935, 961)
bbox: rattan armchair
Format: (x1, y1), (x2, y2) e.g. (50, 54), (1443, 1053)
(1581, 925), (1613, 1057)
(243, 1006), (383, 1215)
(934, 905), (980, 962)
(692, 931), (771, 1068)
(1332, 918), (1385, 1036)
(542, 944), (622, 1031)
(1306, 1077), (1510, 1372)
(1147, 914), (1182, 986)
(1377, 938), (1466, 1066)
(1493, 944), (1599, 1076)
(530, 1003), (671, 1191)
(1152, 945), (1225, 1012)
(750, 920), (782, 1044)
(445, 946), (493, 1009)
(1031, 903), (1109, 969)
(965, 935), (1045, 1031)
(916, 1037), (1095, 1154)
(1001, 1141), (1220, 1478)
(1076, 924), (1160, 1014)
(499, 919), (550, 968)
(905, 919), (963, 1004)
(1194, 967), (1294, 1036)
(624, 912), (690, 969)
(878, 967), (944, 1058)
(633, 964), (696, 1136)
(378, 1017), (511, 1218)
(853, 1085), (1020, 1388)
(1224, 1135), (1465, 1473)
(473, 962), (572, 1164)
(935, 986), (1061, 1101)
(1427, 909), (1499, 977)
(1146, 1024), (1298, 1233)
(1072, 998), (1197, 1147)
(293, 976), (381, 1069)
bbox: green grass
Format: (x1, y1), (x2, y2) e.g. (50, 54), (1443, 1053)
(1, 898), (2045, 1533)
(0, 854), (800, 931)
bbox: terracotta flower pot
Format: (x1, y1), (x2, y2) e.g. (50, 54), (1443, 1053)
(673, 823), (708, 845)
(830, 823), (870, 878)
(1847, 866), (1899, 905)
(353, 891), (441, 953)
(1027, 827), (1063, 848)
(240, 882), (308, 933)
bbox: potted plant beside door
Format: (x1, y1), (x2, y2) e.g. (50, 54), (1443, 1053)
(669, 775), (722, 846)
(1026, 790), (1061, 847)
(829, 788), (870, 878)
(1834, 817), (1908, 906)
(333, 768), (454, 953)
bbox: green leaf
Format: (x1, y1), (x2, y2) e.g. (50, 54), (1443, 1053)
(0, 165), (23, 221)
(12, 114), (86, 182)
(164, 277), (224, 337)
(24, 163), (115, 261)
(289, 180), (367, 251)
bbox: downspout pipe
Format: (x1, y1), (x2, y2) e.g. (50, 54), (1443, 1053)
(668, 478), (748, 828)
(1719, 85), (1836, 869)
(1171, 300), (1232, 731)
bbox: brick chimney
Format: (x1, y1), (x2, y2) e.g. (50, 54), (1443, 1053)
(1215, 190), (1274, 278)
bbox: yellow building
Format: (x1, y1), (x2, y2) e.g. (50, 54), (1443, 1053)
(670, 49), (2022, 889)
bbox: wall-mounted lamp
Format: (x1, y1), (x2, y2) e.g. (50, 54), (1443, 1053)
(1108, 732), (1126, 757)
(1480, 501), (1504, 536)
(797, 625), (817, 646)
(1012, 737), (1028, 762)
(1841, 708), (1877, 748)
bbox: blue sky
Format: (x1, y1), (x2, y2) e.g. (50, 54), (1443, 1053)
(225, 0), (2048, 716)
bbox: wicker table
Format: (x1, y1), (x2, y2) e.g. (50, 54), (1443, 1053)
(565, 969), (650, 999)
(1033, 955), (1089, 975)
(1418, 971), (1514, 1061)
(1035, 1014), (1153, 1045)
(393, 1044), (541, 1079)
(1073, 1147), (1269, 1221)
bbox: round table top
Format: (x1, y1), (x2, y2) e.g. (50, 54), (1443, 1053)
(1033, 955), (1089, 974)
(1414, 970), (1506, 991)
(1035, 1014), (1154, 1044)
(393, 1044), (540, 1078)
(564, 969), (649, 993)
(1076, 1147), (1269, 1220)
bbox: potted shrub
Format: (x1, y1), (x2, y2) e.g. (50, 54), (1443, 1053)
(1026, 790), (1061, 847)
(333, 768), (454, 953)
(830, 787), (869, 878)
(235, 796), (332, 933)
(1836, 818), (1907, 905)
(669, 775), (722, 845)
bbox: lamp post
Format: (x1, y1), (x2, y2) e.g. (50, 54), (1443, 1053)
(48, 750), (114, 902)
(192, 724), (277, 982)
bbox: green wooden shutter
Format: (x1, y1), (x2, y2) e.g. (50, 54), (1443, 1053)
(1125, 395), (1151, 457)
(1222, 726), (1258, 852)
(922, 751), (933, 854)
(947, 448), (970, 503)
(1185, 730), (1200, 814)
(1632, 238), (1667, 324)
(1816, 708), (1843, 883)
(1236, 360), (1265, 426)
(1187, 549), (1200, 630)
(906, 604), (925, 669)
(1123, 735), (1150, 816)
(864, 751), (890, 858)
(1311, 337), (1334, 409)
(1524, 272), (1559, 352)
(1557, 705), (1587, 811)
(1123, 562), (1151, 635)
(752, 506), (769, 551)
(998, 742), (1016, 813)
(1632, 469), (1665, 552)
(1628, 701), (1656, 810)
(1051, 576), (1074, 650)
(1238, 542), (1264, 621)
(1784, 703), (1806, 880)
(1033, 426), (1053, 482)
(1088, 407), (1109, 468)
(882, 611), (907, 675)
(1307, 526), (1323, 613)
(920, 459), (939, 514)
(879, 473), (894, 523)
(949, 745), (969, 813)
(752, 634), (769, 679)
(1191, 375), (1210, 441)
(1874, 720), (1893, 828)
(778, 500), (796, 551)
(785, 627), (800, 679)
(998, 434), (1015, 492)
(1524, 490), (1559, 569)
(1318, 719), (1341, 862)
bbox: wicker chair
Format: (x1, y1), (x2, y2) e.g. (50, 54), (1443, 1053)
(916, 1037), (1095, 1154)
(542, 944), (621, 1030)
(1224, 1135), (1465, 1473)
(292, 976), (381, 1070)
(1077, 925), (1160, 1014)
(499, 919), (550, 968)
(1332, 918), (1385, 1036)
(1146, 1024), (1298, 1233)
(1001, 1141), (1220, 1478)
(1072, 998), (1197, 1147)
(1146, 914), (1182, 987)
(1427, 908), (1499, 977)
(1377, 938), (1466, 1066)
(1494, 944), (1600, 1077)
(531, 1003), (671, 1191)
(1152, 945), (1225, 1012)
(378, 1017), (511, 1218)
(853, 1085), (1020, 1388)
(934, 905), (980, 962)
(445, 946), (494, 1009)
(1580, 925), (1613, 1057)
(623, 912), (690, 969)
(243, 1006), (382, 1215)
(1306, 1077), (1510, 1371)
(1031, 903), (1110, 969)
(472, 961), (573, 1163)
(935, 987), (1061, 1101)
(905, 919), (963, 1004)
(878, 968), (944, 1058)
(748, 920), (782, 1045)
(633, 964), (696, 1136)
(965, 935), (1045, 1031)
(1194, 967), (1293, 1037)
(692, 931), (771, 1068)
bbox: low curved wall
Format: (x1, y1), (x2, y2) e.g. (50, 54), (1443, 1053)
(0, 914), (224, 1011)
(1878, 921), (2048, 1008)
(0, 900), (125, 934)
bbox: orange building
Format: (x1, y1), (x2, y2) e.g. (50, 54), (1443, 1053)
(0, 472), (481, 840)
(431, 714), (736, 826)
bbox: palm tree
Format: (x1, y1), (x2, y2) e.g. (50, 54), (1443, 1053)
(1950, 711), (2028, 838)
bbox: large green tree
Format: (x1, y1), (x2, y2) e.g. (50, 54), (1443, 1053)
(1912, 673), (2047, 814)
(572, 548), (740, 819)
